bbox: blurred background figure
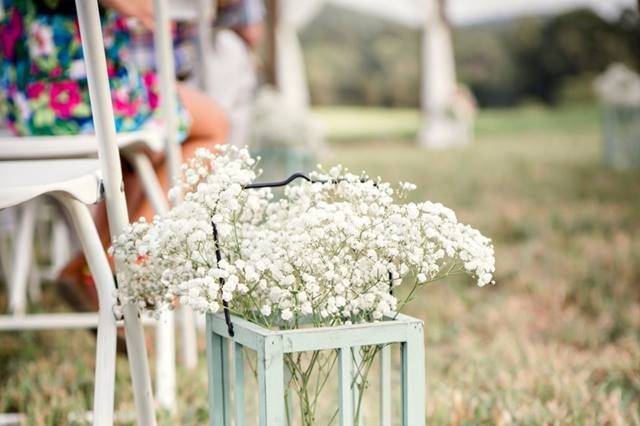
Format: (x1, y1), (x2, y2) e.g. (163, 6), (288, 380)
(130, 0), (265, 147)
(206, 0), (265, 147)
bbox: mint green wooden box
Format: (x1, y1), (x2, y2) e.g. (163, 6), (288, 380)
(205, 312), (425, 426)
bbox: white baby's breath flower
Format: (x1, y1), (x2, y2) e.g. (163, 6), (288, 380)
(111, 146), (495, 327)
(281, 309), (293, 321)
(260, 304), (272, 316)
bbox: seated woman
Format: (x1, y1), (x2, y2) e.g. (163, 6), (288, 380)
(0, 0), (228, 309)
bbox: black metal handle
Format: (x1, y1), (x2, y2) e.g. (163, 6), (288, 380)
(212, 222), (234, 337)
(243, 172), (316, 189)
(244, 172), (380, 190)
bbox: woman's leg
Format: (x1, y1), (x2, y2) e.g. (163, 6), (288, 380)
(66, 83), (228, 273)
(130, 83), (229, 223)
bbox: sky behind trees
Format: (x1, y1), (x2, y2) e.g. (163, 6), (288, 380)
(448, 0), (635, 24)
(335, 0), (635, 26)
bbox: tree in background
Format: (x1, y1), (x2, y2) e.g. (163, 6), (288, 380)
(301, 5), (420, 107)
(299, 6), (639, 108)
(510, 9), (640, 104)
(454, 8), (639, 106)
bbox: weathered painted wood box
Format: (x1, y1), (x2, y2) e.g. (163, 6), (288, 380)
(601, 106), (640, 170)
(205, 312), (425, 426)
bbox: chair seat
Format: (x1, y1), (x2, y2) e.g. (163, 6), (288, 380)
(0, 126), (164, 160)
(0, 159), (101, 209)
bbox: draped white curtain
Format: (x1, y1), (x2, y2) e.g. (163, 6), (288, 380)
(275, 0), (324, 110)
(328, 0), (426, 28)
(275, 0), (464, 146)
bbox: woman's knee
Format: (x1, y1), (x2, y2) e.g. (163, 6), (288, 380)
(177, 83), (229, 143)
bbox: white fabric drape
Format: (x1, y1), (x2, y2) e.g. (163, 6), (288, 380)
(275, 0), (466, 147)
(327, 0), (426, 28)
(276, 0), (324, 110)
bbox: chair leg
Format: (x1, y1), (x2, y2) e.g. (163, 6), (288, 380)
(8, 199), (37, 315)
(74, 0), (157, 421)
(57, 195), (158, 425)
(56, 196), (117, 426)
(0, 209), (15, 305)
(50, 210), (72, 277)
(155, 310), (177, 413)
(27, 262), (42, 304)
(0, 208), (13, 280)
(129, 151), (199, 370)
(0, 230), (10, 284)
(178, 305), (199, 369)
(128, 151), (181, 412)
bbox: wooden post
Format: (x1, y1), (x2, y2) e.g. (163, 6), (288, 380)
(234, 342), (246, 425)
(258, 335), (285, 426)
(207, 317), (231, 426)
(352, 346), (363, 425)
(379, 345), (392, 426)
(402, 322), (425, 426)
(339, 347), (354, 426)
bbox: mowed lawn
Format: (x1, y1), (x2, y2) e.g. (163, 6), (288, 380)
(1, 104), (639, 424)
(320, 104), (640, 424)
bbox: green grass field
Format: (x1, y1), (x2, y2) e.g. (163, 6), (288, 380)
(313, 103), (601, 141)
(2, 104), (639, 424)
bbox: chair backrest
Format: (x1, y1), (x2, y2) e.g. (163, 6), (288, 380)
(75, 1), (130, 234)
(75, 0), (188, 221)
(153, 0), (184, 192)
(156, 0), (218, 191)
(74, 2), (157, 424)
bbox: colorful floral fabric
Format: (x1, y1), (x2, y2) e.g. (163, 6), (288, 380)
(0, 0), (190, 139)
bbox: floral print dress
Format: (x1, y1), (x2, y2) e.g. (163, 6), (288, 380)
(0, 0), (190, 139)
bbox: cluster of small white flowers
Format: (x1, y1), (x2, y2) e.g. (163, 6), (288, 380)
(111, 146), (266, 315)
(111, 147), (495, 327)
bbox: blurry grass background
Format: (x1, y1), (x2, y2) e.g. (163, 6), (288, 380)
(1, 104), (639, 424)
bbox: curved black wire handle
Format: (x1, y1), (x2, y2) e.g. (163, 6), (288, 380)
(211, 222), (234, 336)
(243, 172), (316, 189)
(212, 172), (391, 337)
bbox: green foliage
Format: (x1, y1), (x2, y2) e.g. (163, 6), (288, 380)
(313, 103), (600, 142)
(301, 5), (420, 107)
(301, 5), (640, 107)
(507, 9), (640, 105)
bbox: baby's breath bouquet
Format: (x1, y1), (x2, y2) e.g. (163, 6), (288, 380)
(112, 146), (495, 424)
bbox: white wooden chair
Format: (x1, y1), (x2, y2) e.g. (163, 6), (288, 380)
(0, 130), (165, 306)
(0, 1), (158, 424)
(0, 0), (218, 414)
(0, 131), (182, 415)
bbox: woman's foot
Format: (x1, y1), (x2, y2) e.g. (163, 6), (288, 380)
(55, 255), (99, 312)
